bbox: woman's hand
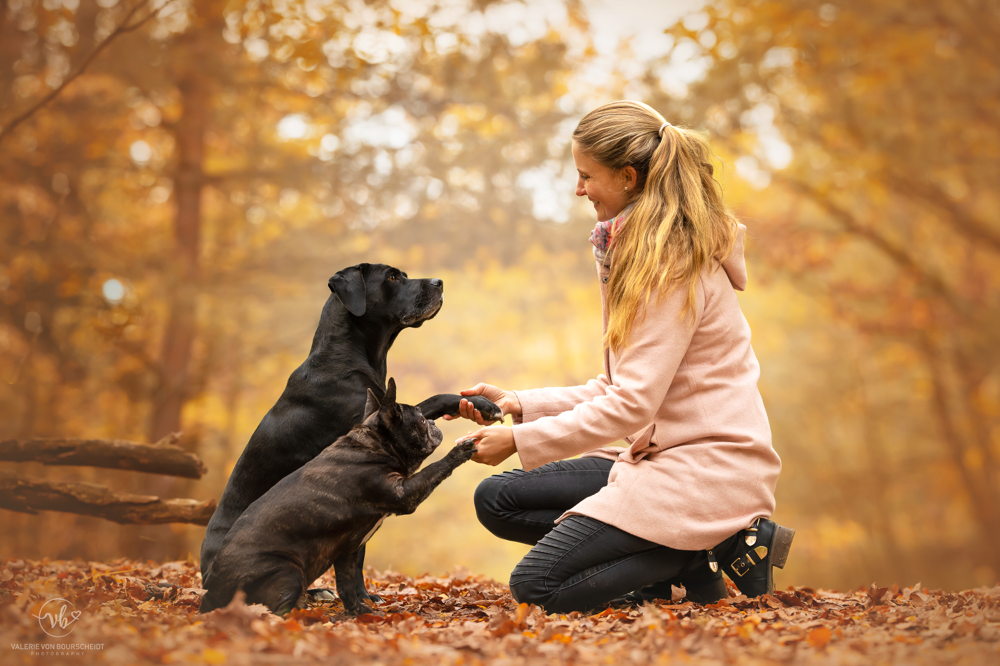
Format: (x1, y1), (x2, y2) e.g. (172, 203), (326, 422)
(442, 383), (522, 425)
(461, 426), (517, 466)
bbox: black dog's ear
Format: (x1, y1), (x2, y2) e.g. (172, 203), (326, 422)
(363, 389), (381, 422)
(329, 266), (367, 317)
(384, 377), (397, 408)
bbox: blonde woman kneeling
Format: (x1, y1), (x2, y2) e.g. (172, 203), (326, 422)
(449, 100), (794, 613)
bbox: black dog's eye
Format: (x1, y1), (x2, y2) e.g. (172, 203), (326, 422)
(387, 275), (396, 282)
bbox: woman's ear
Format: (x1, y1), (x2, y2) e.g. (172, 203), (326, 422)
(622, 165), (638, 191)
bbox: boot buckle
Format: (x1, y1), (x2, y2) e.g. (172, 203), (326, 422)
(707, 549), (718, 573)
(729, 552), (756, 577)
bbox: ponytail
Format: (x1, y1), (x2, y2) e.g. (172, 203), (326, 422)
(572, 100), (738, 353)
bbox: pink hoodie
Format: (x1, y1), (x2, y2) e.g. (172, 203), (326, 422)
(511, 225), (780, 550)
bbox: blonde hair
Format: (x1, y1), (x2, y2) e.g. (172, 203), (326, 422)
(573, 100), (738, 353)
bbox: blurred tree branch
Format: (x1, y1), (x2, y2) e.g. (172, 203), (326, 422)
(0, 0), (180, 145)
(0, 470), (216, 525)
(0, 433), (206, 478)
(884, 175), (1000, 253)
(773, 173), (962, 310)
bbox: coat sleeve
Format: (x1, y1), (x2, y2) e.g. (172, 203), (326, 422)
(512, 377), (611, 424)
(512, 282), (704, 471)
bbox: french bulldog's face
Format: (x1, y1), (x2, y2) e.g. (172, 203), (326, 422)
(362, 379), (444, 469)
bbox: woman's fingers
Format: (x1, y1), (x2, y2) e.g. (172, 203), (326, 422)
(461, 425), (516, 466)
(460, 384), (489, 397)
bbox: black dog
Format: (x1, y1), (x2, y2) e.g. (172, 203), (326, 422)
(200, 263), (501, 604)
(199, 379), (477, 616)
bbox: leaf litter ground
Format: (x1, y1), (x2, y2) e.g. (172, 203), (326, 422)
(1, 558), (998, 665)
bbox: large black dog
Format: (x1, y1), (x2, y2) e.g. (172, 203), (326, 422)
(200, 263), (501, 604)
(200, 379), (477, 616)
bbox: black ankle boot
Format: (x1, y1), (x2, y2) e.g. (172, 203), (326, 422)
(708, 518), (795, 598)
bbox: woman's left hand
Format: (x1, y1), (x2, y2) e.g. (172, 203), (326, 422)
(461, 425), (517, 466)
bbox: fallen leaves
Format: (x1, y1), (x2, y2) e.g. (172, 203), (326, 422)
(806, 625), (832, 648)
(1, 560), (998, 665)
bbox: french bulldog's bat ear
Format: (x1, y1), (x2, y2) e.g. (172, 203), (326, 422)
(363, 389), (381, 422)
(329, 266), (366, 317)
(384, 377), (397, 407)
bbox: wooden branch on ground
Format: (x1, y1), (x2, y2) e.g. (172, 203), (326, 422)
(0, 432), (207, 479)
(0, 470), (216, 525)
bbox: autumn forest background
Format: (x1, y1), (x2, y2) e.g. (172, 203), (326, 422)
(1, 0), (997, 596)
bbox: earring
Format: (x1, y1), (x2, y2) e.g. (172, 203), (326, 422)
(624, 186), (629, 191)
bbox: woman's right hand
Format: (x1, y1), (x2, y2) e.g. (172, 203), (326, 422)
(443, 383), (522, 425)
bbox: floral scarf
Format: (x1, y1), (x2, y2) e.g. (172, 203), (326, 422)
(589, 205), (633, 265)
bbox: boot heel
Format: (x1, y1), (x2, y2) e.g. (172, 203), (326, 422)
(771, 526), (795, 569)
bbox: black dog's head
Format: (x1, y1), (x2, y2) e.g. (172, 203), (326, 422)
(329, 263), (443, 329)
(361, 378), (443, 473)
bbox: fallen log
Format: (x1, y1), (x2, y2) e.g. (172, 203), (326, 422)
(0, 470), (216, 525)
(0, 432), (206, 478)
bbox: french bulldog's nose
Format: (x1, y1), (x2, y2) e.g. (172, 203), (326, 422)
(430, 278), (443, 290)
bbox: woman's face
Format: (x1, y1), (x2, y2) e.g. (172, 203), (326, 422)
(573, 141), (629, 221)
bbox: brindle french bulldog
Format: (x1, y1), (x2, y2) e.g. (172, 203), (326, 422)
(199, 378), (478, 616)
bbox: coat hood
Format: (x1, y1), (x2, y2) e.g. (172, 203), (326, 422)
(720, 223), (748, 291)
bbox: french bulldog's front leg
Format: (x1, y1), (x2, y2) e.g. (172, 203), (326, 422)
(355, 544), (383, 604)
(417, 394), (503, 423)
(386, 439), (478, 515)
(333, 550), (367, 616)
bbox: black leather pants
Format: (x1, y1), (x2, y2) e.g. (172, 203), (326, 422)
(474, 458), (705, 613)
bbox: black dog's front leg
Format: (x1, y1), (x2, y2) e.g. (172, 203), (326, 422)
(417, 394), (503, 422)
(384, 439), (478, 515)
(354, 544), (383, 604)
(334, 550), (368, 616)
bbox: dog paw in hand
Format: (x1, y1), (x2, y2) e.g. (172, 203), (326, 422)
(454, 438), (479, 459)
(465, 396), (504, 422)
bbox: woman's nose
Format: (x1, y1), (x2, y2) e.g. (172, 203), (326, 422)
(575, 179), (587, 197)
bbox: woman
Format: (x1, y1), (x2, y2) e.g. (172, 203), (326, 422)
(450, 100), (792, 613)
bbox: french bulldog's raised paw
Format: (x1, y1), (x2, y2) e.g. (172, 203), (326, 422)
(454, 438), (478, 459)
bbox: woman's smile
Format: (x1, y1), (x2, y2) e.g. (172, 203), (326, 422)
(572, 141), (630, 222)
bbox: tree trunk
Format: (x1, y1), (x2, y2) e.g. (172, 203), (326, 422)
(137, 32), (211, 560)
(148, 45), (208, 444)
(924, 345), (1000, 575)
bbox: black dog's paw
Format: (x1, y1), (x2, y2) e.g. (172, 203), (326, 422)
(343, 600), (372, 617)
(362, 592), (383, 604)
(453, 438), (479, 460)
(465, 396), (504, 423)
(307, 588), (337, 603)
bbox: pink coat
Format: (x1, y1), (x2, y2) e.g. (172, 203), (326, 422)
(511, 225), (780, 551)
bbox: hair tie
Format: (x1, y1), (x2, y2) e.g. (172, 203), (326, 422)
(658, 121), (671, 138)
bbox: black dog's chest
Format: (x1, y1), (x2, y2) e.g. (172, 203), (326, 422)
(360, 516), (385, 545)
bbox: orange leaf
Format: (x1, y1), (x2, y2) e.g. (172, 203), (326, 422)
(515, 602), (530, 625)
(202, 648), (226, 664)
(807, 626), (832, 648)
